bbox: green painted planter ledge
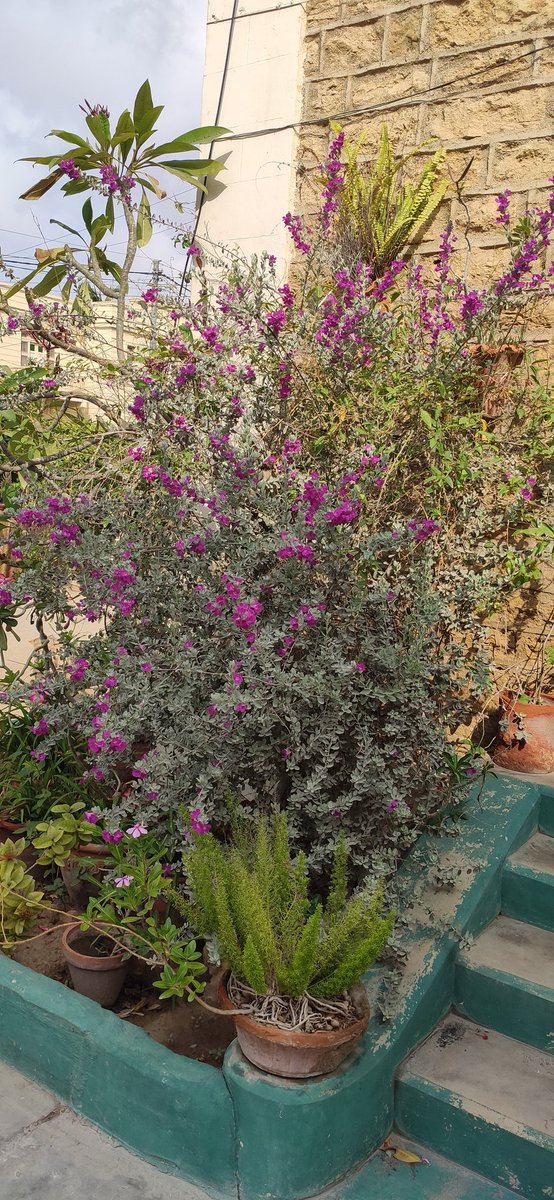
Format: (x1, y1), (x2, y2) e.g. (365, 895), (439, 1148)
(0, 774), (549, 1200)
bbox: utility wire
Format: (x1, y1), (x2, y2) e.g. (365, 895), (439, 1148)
(178, 0), (241, 297)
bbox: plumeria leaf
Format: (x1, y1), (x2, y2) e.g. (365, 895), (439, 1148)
(31, 264), (68, 297)
(49, 129), (90, 149)
(183, 125), (230, 143)
(136, 193), (153, 247)
(133, 80), (154, 126)
(85, 111), (111, 148)
(20, 169), (64, 201)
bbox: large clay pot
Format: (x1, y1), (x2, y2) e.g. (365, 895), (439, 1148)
(492, 691), (554, 773)
(61, 922), (129, 1007)
(219, 976), (369, 1079)
(60, 843), (110, 909)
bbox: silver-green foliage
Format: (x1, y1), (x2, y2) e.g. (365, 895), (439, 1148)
(185, 813), (394, 998)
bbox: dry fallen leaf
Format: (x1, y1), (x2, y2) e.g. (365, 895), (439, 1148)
(392, 1148), (426, 1164)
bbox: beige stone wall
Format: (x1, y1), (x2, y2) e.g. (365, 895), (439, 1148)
(300, 0), (554, 312)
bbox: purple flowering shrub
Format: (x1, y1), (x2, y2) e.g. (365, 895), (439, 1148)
(5, 407), (481, 882)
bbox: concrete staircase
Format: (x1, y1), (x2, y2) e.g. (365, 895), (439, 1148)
(395, 788), (554, 1199)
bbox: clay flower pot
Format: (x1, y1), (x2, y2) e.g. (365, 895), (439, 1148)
(492, 691), (554, 773)
(61, 842), (110, 909)
(61, 922), (129, 1007)
(219, 976), (369, 1079)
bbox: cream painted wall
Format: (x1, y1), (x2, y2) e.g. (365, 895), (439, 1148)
(198, 0), (305, 271)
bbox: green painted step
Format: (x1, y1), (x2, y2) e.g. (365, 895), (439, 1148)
(502, 831), (554, 932)
(395, 1015), (554, 1200)
(539, 789), (554, 837)
(324, 1136), (519, 1199)
(455, 915), (554, 1052)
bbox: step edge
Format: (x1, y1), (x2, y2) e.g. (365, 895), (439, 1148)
(395, 1073), (554, 1151)
(503, 859), (554, 882)
(456, 957), (554, 1000)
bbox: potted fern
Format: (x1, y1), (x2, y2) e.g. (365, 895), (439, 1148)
(185, 813), (393, 1079)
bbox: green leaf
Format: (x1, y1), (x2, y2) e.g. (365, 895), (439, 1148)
(182, 125), (230, 144)
(49, 218), (85, 243)
(82, 198), (93, 233)
(61, 178), (90, 195)
(105, 194), (115, 232)
(133, 80), (154, 127)
(420, 409), (434, 430)
(31, 264), (68, 298)
(111, 109), (135, 162)
(159, 158), (223, 175)
(135, 108), (164, 149)
(20, 169), (64, 201)
(85, 112), (111, 148)
(2, 266), (44, 299)
(147, 137), (200, 159)
(136, 193), (153, 247)
(49, 129), (90, 149)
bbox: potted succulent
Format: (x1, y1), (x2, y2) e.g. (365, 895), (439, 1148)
(493, 688), (554, 773)
(185, 812), (394, 1079)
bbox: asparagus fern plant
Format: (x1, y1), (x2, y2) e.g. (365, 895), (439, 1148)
(185, 813), (394, 999)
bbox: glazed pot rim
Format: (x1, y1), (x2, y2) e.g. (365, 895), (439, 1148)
(218, 975), (369, 1048)
(61, 921), (126, 971)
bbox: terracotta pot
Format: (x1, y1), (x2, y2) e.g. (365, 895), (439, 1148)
(218, 976), (369, 1079)
(492, 691), (554, 773)
(61, 922), (129, 1007)
(61, 842), (110, 909)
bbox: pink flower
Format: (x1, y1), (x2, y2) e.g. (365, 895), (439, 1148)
(101, 829), (124, 844)
(140, 662), (153, 673)
(355, 662), (366, 673)
(207, 705), (218, 716)
(235, 702), (249, 713)
(83, 812), (99, 824)
(126, 823), (148, 838)
(114, 875), (134, 887)
(190, 807), (211, 834)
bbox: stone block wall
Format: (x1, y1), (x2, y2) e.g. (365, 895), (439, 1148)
(299, 0), (554, 317)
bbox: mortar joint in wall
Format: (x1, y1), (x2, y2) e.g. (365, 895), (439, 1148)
(382, 12), (391, 63)
(419, 1), (430, 55)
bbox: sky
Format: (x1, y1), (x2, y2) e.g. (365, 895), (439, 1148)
(0, 0), (208, 291)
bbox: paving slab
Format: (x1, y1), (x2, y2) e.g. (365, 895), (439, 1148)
(0, 1060), (59, 1142)
(0, 1067), (214, 1200)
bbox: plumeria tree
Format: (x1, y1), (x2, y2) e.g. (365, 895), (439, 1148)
(2, 80), (227, 362)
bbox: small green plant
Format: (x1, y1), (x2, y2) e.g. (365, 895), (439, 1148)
(185, 813), (394, 999)
(0, 837), (44, 946)
(335, 122), (448, 274)
(33, 802), (97, 867)
(0, 707), (100, 826)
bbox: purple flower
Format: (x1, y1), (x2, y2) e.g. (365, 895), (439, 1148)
(162, 863), (173, 877)
(140, 662), (153, 674)
(234, 702), (249, 713)
(266, 308), (287, 335)
(460, 290), (484, 321)
(31, 717), (49, 736)
(60, 158), (81, 180)
(495, 189), (512, 226)
(190, 807), (211, 835)
(114, 875), (134, 887)
(355, 662), (366, 673)
(103, 675), (118, 689)
(101, 829), (124, 844)
(387, 798), (399, 813)
(206, 705), (218, 717)
(232, 600), (263, 630)
(325, 499), (359, 526)
(126, 823), (148, 838)
(6, 316), (19, 331)
(83, 812), (99, 824)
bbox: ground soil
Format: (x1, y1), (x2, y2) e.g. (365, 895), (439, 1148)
(11, 901), (235, 1068)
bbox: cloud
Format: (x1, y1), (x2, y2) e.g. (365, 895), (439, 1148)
(0, 0), (208, 283)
